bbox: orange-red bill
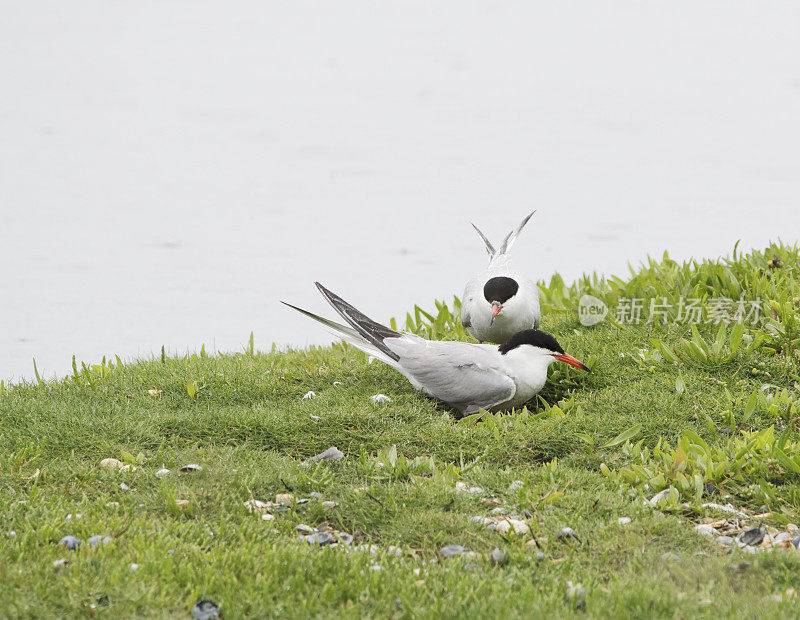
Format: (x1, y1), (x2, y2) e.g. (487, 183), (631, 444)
(490, 302), (503, 325)
(553, 353), (591, 372)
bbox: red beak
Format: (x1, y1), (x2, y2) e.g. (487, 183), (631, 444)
(553, 353), (591, 372)
(490, 302), (503, 325)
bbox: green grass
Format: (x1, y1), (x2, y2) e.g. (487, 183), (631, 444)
(3, 242), (800, 618)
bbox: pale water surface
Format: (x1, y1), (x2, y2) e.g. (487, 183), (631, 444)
(2, 2), (799, 381)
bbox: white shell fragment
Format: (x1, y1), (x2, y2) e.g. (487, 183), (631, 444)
(156, 467), (171, 478)
(370, 394), (392, 404)
(302, 391), (317, 400)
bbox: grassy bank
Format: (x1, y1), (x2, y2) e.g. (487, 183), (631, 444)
(3, 243), (800, 618)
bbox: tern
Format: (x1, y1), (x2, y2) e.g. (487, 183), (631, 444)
(461, 211), (541, 344)
(283, 283), (589, 416)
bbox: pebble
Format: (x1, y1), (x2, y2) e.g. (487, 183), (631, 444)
(59, 536), (82, 550)
(370, 394), (392, 404)
(645, 489), (671, 507)
(469, 516), (494, 526)
(774, 532), (792, 543)
(261, 514), (275, 521)
(494, 519), (530, 535)
(175, 499), (190, 508)
(120, 482), (130, 491)
(100, 458), (131, 470)
(738, 526), (765, 547)
(618, 517), (632, 526)
(729, 561), (750, 574)
(191, 600), (221, 620)
(661, 552), (681, 564)
(716, 536), (735, 547)
(306, 446), (344, 463)
(130, 563), (139, 570)
(65, 513), (82, 522)
(489, 548), (508, 566)
(296, 498), (310, 505)
(336, 533), (354, 545)
(106, 502), (120, 509)
(87, 535), (112, 548)
(440, 544), (469, 558)
(694, 523), (717, 538)
(276, 493), (294, 505)
(556, 527), (582, 544)
(155, 468), (171, 478)
(303, 532), (336, 546)
(387, 545), (403, 557)
(356, 544), (379, 556)
(508, 480), (524, 492)
(535, 551), (547, 561)
(310, 415), (320, 421)
(53, 558), (68, 569)
(296, 524), (316, 534)
(302, 391), (317, 400)
(788, 523), (799, 533)
(180, 464), (203, 472)
(244, 499), (272, 514)
(310, 492), (322, 498)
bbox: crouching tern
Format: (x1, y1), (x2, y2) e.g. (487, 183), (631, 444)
(461, 211), (541, 344)
(283, 283), (589, 416)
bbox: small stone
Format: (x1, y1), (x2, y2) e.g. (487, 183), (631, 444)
(53, 558), (68, 569)
(100, 458), (129, 470)
(729, 561), (750, 574)
(120, 482), (130, 491)
(106, 502), (120, 508)
(130, 563), (139, 571)
(556, 527), (581, 544)
(310, 492), (322, 498)
(65, 513), (82, 522)
(787, 523), (798, 533)
(302, 391), (316, 400)
(191, 600), (221, 620)
(661, 552), (681, 564)
(276, 493), (294, 505)
(469, 516), (494, 526)
(489, 548), (508, 566)
(481, 498), (502, 507)
(494, 519), (530, 535)
(468, 486), (484, 495)
(356, 544), (379, 555)
(645, 489), (671, 507)
(370, 394), (391, 404)
(618, 517), (632, 526)
(387, 545), (403, 557)
(336, 533), (354, 545)
(508, 480), (524, 492)
(244, 499), (273, 514)
(180, 464), (203, 472)
(321, 501), (338, 509)
(774, 532), (792, 543)
(261, 514), (275, 521)
(87, 535), (112, 548)
(535, 551), (547, 561)
(147, 389), (162, 396)
(694, 523), (717, 538)
(370, 564), (382, 571)
(455, 481), (468, 493)
(303, 532), (335, 546)
(310, 415), (321, 421)
(296, 498), (310, 505)
(716, 536), (735, 547)
(792, 535), (800, 549)
(440, 544), (469, 558)
(738, 526), (765, 547)
(59, 536), (82, 550)
(307, 447), (344, 463)
(296, 524), (316, 534)
(155, 468), (171, 478)
(175, 499), (191, 508)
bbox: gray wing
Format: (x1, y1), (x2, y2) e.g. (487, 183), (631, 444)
(460, 278), (480, 330)
(391, 341), (515, 410)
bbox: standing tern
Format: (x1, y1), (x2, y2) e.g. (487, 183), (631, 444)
(283, 283), (589, 416)
(461, 211), (541, 344)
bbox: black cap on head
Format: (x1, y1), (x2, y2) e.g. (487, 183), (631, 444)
(483, 276), (519, 304)
(498, 329), (565, 355)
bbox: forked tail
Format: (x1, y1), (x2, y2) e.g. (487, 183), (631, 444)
(471, 210), (535, 260)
